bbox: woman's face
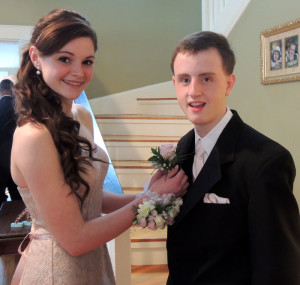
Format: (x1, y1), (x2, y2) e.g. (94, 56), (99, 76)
(273, 50), (280, 61)
(31, 37), (95, 109)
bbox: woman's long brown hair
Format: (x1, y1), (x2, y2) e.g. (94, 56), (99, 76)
(13, 9), (101, 205)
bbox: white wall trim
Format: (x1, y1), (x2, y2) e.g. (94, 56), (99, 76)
(202, 0), (251, 36)
(0, 25), (33, 42)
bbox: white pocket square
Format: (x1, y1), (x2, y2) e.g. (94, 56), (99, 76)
(203, 193), (230, 204)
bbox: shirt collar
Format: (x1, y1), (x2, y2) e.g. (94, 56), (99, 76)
(194, 107), (233, 157)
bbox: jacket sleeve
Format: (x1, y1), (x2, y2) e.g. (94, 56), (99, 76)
(0, 97), (16, 144)
(248, 149), (300, 284)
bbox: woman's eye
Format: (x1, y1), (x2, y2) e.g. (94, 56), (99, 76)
(83, 60), (94, 66)
(58, 57), (70, 63)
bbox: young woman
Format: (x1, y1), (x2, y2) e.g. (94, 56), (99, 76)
(11, 9), (188, 284)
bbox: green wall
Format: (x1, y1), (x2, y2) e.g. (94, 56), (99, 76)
(2, 0), (298, 203)
(228, 0), (300, 204)
(0, 0), (202, 98)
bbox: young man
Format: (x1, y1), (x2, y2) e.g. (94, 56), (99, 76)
(167, 31), (300, 285)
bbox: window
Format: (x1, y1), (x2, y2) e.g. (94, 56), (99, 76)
(0, 41), (19, 68)
(0, 25), (32, 80)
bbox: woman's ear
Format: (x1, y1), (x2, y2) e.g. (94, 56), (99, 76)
(29, 46), (40, 69)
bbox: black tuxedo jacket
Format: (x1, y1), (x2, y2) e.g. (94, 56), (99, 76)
(0, 96), (16, 168)
(167, 111), (300, 285)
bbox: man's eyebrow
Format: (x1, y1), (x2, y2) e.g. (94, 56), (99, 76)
(175, 72), (215, 76)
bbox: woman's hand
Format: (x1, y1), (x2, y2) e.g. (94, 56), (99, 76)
(148, 169), (164, 190)
(149, 166), (189, 197)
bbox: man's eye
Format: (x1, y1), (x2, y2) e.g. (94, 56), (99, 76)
(202, 77), (211, 83)
(182, 78), (190, 83)
(58, 57), (70, 63)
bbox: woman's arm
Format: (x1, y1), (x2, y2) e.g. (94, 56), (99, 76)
(102, 190), (136, 213)
(11, 123), (188, 257)
(102, 169), (170, 213)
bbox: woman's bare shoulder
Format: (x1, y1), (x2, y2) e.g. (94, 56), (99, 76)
(72, 103), (92, 119)
(14, 122), (52, 144)
(12, 122), (59, 187)
(72, 103), (94, 137)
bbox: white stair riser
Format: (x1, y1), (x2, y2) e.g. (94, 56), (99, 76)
(115, 168), (152, 188)
(97, 119), (192, 137)
(107, 145), (153, 161)
(106, 141), (178, 161)
(131, 241), (167, 265)
(137, 101), (185, 116)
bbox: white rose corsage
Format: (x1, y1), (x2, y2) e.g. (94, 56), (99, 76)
(132, 144), (186, 230)
(132, 191), (183, 230)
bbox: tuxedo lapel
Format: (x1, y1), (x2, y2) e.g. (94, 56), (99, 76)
(174, 147), (222, 227)
(176, 129), (195, 185)
(171, 111), (245, 228)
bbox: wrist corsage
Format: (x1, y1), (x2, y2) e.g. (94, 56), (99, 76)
(132, 190), (183, 230)
(132, 144), (186, 230)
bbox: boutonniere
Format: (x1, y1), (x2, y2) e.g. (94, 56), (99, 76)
(148, 144), (187, 172)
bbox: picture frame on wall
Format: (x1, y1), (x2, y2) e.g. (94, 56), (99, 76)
(261, 18), (300, 84)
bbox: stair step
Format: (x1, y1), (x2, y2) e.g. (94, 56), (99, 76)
(113, 160), (152, 169)
(112, 160), (153, 188)
(104, 135), (180, 161)
(137, 97), (184, 116)
(131, 227), (167, 241)
(130, 227), (168, 266)
(122, 187), (144, 195)
(131, 264), (168, 273)
(104, 135), (180, 143)
(136, 97), (177, 101)
(96, 114), (192, 137)
(95, 114), (186, 120)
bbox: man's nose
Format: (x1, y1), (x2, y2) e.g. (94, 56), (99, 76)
(189, 80), (202, 97)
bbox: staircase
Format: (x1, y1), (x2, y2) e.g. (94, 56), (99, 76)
(93, 96), (192, 266)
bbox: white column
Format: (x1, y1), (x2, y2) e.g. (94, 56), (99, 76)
(107, 230), (132, 285)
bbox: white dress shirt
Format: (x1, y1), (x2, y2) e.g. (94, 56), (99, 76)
(194, 107), (233, 163)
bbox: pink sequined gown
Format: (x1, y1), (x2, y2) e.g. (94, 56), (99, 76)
(17, 144), (116, 285)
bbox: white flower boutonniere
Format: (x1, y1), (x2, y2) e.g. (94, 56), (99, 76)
(148, 144), (187, 172)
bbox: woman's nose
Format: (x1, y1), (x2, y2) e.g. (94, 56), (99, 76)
(71, 63), (84, 77)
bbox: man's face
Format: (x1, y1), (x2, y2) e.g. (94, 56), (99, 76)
(172, 48), (235, 137)
(289, 44), (296, 58)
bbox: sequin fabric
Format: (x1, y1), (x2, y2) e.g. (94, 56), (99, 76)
(17, 144), (116, 285)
